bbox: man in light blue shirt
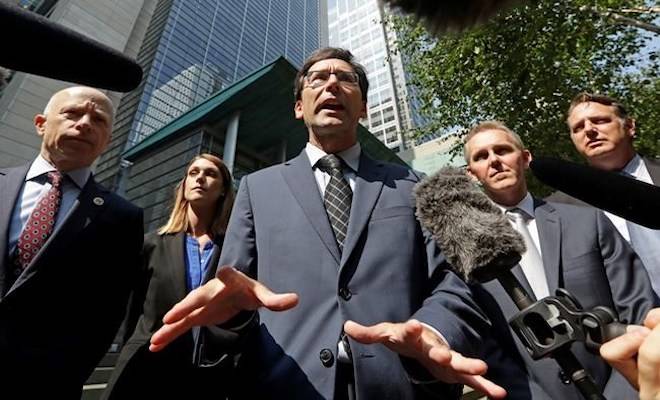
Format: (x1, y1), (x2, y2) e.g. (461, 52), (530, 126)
(550, 93), (660, 296)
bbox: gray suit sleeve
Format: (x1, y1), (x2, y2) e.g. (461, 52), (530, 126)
(411, 229), (491, 358)
(596, 209), (658, 324)
(218, 175), (258, 276)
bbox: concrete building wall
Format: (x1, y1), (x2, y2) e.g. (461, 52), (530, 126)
(0, 0), (157, 168)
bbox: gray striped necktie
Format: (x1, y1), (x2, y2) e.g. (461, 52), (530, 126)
(317, 154), (352, 252)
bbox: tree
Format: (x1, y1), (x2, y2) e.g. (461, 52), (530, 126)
(388, 1), (659, 195)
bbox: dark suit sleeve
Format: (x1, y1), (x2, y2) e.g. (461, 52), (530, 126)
(406, 169), (490, 358)
(118, 232), (155, 344)
(401, 172), (491, 392)
(596, 209), (657, 323)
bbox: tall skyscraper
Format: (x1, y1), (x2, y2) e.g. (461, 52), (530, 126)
(327, 0), (419, 152)
(96, 0), (327, 189)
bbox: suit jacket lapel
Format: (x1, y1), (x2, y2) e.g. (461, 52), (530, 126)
(7, 177), (110, 296)
(282, 151), (341, 264)
(0, 165), (30, 297)
(203, 234), (223, 283)
(644, 157), (660, 184)
(533, 198), (561, 295)
(165, 232), (188, 299)
(0, 165), (29, 267)
(340, 153), (385, 269)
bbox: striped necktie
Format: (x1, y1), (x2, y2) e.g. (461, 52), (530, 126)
(317, 154), (352, 252)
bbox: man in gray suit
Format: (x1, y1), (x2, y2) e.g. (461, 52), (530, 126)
(150, 47), (506, 399)
(550, 93), (660, 294)
(464, 120), (656, 399)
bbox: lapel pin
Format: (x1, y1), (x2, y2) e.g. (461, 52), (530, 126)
(93, 197), (105, 206)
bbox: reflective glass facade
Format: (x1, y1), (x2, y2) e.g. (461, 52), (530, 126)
(129, 0), (323, 146)
(328, 0), (419, 152)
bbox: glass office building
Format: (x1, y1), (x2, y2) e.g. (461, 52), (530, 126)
(96, 0), (327, 189)
(327, 0), (420, 152)
(128, 0), (325, 146)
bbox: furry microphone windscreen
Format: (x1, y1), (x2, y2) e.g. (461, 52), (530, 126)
(414, 166), (525, 283)
(382, 0), (518, 33)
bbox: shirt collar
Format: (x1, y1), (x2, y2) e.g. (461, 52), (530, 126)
(495, 192), (535, 219)
(26, 154), (91, 189)
(305, 142), (361, 173)
(622, 153), (643, 177)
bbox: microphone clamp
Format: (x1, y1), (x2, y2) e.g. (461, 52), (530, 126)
(509, 288), (626, 360)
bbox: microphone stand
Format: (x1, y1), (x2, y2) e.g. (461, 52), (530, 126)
(497, 270), (624, 400)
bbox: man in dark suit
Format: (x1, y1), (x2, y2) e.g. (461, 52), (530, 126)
(549, 93), (660, 295)
(464, 120), (656, 399)
(150, 47), (506, 399)
(0, 86), (143, 397)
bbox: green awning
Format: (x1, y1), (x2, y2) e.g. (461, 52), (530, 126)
(123, 56), (405, 166)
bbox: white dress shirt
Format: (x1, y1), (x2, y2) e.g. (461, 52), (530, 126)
(305, 141), (360, 196)
(497, 193), (550, 299)
(604, 154), (654, 242)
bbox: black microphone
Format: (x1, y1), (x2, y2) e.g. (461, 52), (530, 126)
(0, 2), (142, 92)
(414, 166), (622, 400)
(382, 0), (518, 32)
(414, 166), (537, 309)
(531, 157), (660, 229)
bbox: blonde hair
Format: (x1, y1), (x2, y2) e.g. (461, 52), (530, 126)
(158, 154), (235, 236)
(464, 120), (525, 162)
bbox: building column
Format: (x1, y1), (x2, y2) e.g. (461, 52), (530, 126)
(223, 111), (240, 174)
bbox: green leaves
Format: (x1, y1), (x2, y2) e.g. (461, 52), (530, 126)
(389, 1), (659, 195)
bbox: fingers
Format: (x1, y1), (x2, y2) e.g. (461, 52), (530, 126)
(251, 281), (299, 311)
(441, 350), (504, 398)
(343, 320), (395, 344)
(638, 326), (660, 400)
(150, 316), (195, 352)
(162, 279), (224, 324)
(460, 374), (507, 399)
(600, 328), (649, 390)
(153, 268), (300, 353)
(344, 319), (505, 398)
(644, 308), (660, 329)
(446, 350), (487, 376)
(218, 266), (299, 311)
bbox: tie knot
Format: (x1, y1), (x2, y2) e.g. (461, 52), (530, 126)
(317, 154), (344, 175)
(47, 171), (63, 188)
(506, 208), (529, 222)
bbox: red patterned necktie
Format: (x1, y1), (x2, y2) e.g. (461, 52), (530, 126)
(15, 171), (63, 268)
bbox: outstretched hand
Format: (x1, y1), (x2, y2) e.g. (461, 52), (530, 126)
(344, 319), (506, 399)
(150, 267), (298, 352)
(600, 308), (660, 400)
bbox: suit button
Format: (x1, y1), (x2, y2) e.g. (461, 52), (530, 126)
(13, 268), (22, 277)
(558, 369), (571, 384)
(319, 348), (334, 367)
(339, 287), (352, 300)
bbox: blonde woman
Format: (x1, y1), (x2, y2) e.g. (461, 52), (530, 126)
(104, 154), (239, 398)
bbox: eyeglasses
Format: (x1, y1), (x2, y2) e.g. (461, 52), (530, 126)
(304, 70), (359, 89)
